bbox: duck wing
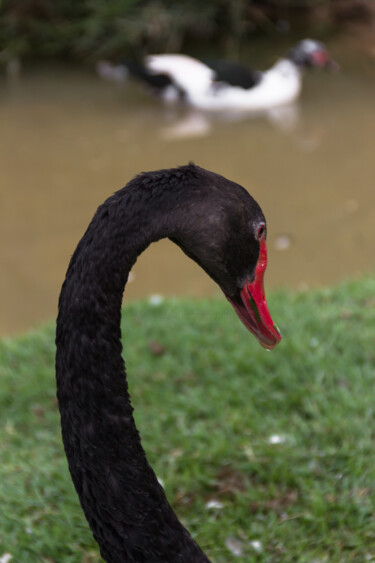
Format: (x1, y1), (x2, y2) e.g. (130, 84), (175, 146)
(204, 59), (262, 90)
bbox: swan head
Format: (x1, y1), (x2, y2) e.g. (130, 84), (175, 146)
(225, 228), (282, 351)
(170, 166), (282, 350)
(288, 39), (337, 70)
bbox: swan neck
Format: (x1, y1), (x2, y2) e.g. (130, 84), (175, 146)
(56, 166), (210, 562)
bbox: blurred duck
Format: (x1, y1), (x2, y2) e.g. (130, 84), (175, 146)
(97, 39), (336, 112)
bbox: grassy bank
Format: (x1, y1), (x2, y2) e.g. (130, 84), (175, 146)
(1, 276), (375, 562)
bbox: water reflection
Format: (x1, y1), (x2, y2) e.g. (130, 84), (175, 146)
(1, 36), (375, 336)
(158, 104), (300, 140)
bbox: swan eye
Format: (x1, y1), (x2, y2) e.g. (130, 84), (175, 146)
(257, 224), (266, 240)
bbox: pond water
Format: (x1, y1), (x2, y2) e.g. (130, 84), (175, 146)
(1, 34), (375, 336)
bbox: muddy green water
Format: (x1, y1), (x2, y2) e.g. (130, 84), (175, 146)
(1, 35), (375, 335)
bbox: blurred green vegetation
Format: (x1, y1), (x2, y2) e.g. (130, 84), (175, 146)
(1, 277), (375, 561)
(0, 0), (367, 64)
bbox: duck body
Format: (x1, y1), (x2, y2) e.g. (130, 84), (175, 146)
(98, 40), (334, 112)
(146, 55), (301, 111)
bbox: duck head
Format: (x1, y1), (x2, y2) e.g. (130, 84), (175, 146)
(288, 39), (337, 70)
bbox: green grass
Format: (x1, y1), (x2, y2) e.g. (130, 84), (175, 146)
(1, 277), (375, 562)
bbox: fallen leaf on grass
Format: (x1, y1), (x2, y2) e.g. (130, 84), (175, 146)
(215, 466), (247, 498)
(148, 340), (166, 356)
(249, 489), (298, 516)
(225, 537), (244, 557)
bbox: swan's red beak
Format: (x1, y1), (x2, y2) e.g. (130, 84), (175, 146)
(226, 238), (281, 350)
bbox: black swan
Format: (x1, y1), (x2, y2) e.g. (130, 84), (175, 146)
(56, 164), (281, 562)
(97, 39), (336, 112)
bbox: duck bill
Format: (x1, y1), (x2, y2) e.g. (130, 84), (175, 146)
(226, 238), (281, 350)
(312, 50), (339, 71)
